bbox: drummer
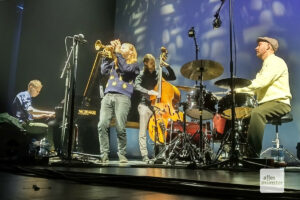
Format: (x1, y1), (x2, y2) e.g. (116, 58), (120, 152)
(235, 37), (292, 158)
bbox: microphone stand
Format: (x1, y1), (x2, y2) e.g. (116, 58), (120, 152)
(228, 0), (237, 167)
(60, 37), (80, 160)
(227, 0), (266, 169)
(201, 0), (268, 169)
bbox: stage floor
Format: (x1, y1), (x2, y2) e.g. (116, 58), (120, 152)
(0, 157), (300, 199)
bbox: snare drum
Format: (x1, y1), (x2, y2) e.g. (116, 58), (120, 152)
(218, 93), (257, 119)
(186, 89), (218, 120)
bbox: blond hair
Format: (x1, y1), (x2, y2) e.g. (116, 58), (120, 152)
(28, 80), (43, 90)
(124, 43), (137, 64)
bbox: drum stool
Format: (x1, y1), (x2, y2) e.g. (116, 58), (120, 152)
(260, 112), (299, 164)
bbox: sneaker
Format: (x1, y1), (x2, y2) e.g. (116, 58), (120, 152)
(118, 153), (128, 163)
(101, 153), (109, 163)
(142, 155), (149, 163)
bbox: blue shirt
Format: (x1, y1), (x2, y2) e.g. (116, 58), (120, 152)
(12, 91), (33, 122)
(101, 53), (140, 97)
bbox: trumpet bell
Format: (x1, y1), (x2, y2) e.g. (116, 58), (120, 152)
(95, 40), (103, 51)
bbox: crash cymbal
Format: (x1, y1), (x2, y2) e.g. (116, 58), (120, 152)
(214, 77), (251, 89)
(180, 60), (224, 81)
(175, 85), (197, 92)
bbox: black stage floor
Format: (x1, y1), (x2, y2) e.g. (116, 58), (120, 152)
(1, 156), (300, 199)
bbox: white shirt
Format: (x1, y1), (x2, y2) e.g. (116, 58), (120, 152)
(236, 54), (292, 105)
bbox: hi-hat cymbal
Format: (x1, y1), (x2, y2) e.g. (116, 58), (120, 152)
(214, 77), (251, 89)
(180, 60), (224, 81)
(176, 85), (197, 92)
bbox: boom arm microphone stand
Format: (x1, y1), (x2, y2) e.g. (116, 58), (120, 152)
(60, 36), (82, 160)
(227, 0), (267, 168)
(201, 0), (268, 169)
(228, 0), (238, 166)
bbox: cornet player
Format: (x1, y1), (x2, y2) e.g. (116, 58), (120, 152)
(98, 39), (139, 163)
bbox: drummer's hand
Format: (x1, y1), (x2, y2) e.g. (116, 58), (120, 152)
(235, 88), (242, 93)
(225, 89), (236, 94)
(148, 90), (159, 96)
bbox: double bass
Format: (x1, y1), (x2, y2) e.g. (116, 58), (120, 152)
(148, 47), (183, 143)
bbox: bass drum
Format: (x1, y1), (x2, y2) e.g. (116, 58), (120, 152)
(186, 89), (218, 120)
(218, 93), (257, 120)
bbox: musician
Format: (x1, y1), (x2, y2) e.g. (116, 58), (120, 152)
(11, 79), (56, 150)
(98, 39), (139, 163)
(236, 37), (292, 158)
(134, 54), (176, 162)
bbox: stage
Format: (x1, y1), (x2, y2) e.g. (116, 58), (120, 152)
(2, 0), (300, 199)
(1, 156), (300, 199)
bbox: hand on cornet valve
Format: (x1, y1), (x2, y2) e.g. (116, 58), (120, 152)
(110, 39), (121, 53)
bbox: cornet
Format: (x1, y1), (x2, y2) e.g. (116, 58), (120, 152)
(94, 40), (115, 59)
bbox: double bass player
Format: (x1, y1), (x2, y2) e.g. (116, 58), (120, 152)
(134, 50), (177, 163)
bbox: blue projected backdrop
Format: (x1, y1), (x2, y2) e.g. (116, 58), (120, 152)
(114, 0), (300, 156)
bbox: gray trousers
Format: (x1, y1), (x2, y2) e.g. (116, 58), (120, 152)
(247, 101), (291, 156)
(97, 93), (131, 156)
(138, 104), (153, 157)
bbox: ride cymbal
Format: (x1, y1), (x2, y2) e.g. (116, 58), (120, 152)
(180, 60), (224, 81)
(214, 77), (251, 89)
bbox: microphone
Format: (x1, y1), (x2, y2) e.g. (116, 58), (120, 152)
(188, 27), (195, 37)
(212, 0), (225, 29)
(74, 34), (87, 44)
(213, 14), (222, 29)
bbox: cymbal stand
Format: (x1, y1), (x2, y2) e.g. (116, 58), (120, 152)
(198, 69), (205, 154)
(188, 26), (206, 161)
(165, 103), (203, 166)
(212, 118), (249, 162)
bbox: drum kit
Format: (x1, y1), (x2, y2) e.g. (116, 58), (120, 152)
(152, 0), (260, 166)
(155, 58), (257, 166)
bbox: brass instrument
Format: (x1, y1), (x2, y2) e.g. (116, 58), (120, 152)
(83, 40), (118, 105)
(94, 40), (115, 59)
